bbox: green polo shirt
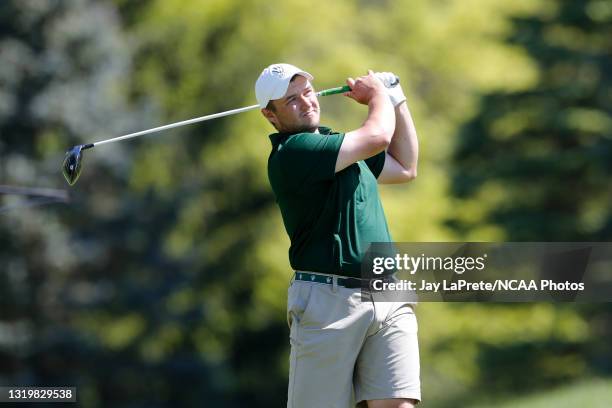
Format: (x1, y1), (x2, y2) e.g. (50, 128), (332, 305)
(267, 126), (392, 278)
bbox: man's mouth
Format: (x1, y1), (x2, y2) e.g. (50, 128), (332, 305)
(302, 110), (317, 118)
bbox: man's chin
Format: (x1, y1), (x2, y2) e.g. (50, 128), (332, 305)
(306, 117), (320, 131)
(295, 121), (320, 134)
(278, 117), (320, 134)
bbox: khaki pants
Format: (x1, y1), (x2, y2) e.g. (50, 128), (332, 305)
(287, 275), (421, 408)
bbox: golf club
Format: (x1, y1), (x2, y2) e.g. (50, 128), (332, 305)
(62, 76), (400, 186)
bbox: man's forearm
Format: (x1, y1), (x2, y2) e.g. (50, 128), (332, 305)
(363, 94), (396, 142)
(388, 102), (418, 173)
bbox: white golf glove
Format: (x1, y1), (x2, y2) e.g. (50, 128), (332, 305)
(375, 71), (406, 107)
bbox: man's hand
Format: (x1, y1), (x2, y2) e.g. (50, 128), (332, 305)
(375, 71), (406, 107)
(344, 70), (388, 106)
(335, 70), (396, 173)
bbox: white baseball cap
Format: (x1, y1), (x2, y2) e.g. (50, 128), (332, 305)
(255, 63), (314, 108)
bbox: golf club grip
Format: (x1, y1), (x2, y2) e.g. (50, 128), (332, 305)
(317, 74), (400, 97)
(317, 85), (351, 97)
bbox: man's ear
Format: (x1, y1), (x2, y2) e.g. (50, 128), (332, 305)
(261, 108), (279, 129)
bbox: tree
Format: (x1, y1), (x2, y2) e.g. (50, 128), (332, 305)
(448, 0), (612, 395)
(449, 0), (612, 241)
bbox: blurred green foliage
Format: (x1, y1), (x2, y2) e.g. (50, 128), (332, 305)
(0, 0), (610, 407)
(473, 378), (612, 408)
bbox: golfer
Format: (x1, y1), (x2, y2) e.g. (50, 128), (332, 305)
(256, 63), (420, 408)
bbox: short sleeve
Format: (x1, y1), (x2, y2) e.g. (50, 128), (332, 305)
(278, 132), (344, 188)
(365, 151), (386, 179)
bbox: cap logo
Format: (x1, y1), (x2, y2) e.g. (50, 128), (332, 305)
(270, 65), (285, 77)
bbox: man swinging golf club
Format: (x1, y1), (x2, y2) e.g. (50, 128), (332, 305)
(256, 63), (421, 408)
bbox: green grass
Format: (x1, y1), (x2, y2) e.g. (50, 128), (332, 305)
(472, 379), (612, 408)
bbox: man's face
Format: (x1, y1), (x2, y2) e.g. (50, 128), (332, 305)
(263, 75), (320, 133)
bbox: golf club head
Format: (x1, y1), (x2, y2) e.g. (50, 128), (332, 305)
(62, 144), (92, 186)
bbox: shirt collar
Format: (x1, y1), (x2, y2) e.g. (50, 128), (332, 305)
(269, 126), (332, 146)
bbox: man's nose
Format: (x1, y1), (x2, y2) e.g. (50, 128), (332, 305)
(297, 94), (313, 108)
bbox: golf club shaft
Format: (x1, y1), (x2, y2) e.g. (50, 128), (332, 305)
(89, 85), (354, 149)
(92, 104), (259, 148)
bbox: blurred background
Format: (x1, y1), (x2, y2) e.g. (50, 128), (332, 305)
(1, 0), (611, 406)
